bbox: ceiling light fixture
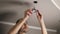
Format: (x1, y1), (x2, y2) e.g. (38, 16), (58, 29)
(51, 0), (60, 10)
(32, 0), (38, 13)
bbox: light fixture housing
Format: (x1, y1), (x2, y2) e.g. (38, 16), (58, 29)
(51, 0), (60, 10)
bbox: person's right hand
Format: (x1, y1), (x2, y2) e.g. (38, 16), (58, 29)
(36, 10), (43, 21)
(24, 9), (32, 17)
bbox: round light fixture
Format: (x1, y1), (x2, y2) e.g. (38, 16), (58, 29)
(51, 0), (60, 10)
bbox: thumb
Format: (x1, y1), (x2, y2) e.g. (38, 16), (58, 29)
(36, 10), (39, 16)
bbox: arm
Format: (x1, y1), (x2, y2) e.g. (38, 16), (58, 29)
(8, 16), (29, 34)
(36, 10), (48, 34)
(38, 19), (47, 34)
(17, 23), (28, 34)
(8, 9), (32, 34)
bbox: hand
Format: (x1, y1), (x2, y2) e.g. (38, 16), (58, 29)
(24, 9), (32, 17)
(36, 10), (43, 21)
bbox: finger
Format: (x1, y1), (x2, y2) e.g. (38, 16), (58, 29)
(27, 11), (32, 16)
(36, 10), (40, 13)
(36, 10), (39, 15)
(37, 10), (42, 16)
(29, 11), (32, 14)
(28, 9), (32, 14)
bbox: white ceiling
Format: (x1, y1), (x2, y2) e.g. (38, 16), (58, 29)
(51, 0), (60, 10)
(0, 0), (60, 30)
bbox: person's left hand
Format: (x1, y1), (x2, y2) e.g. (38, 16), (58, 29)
(24, 9), (32, 17)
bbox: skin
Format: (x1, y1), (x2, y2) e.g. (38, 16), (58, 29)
(8, 9), (32, 34)
(16, 18), (28, 34)
(36, 10), (47, 34)
(8, 9), (47, 34)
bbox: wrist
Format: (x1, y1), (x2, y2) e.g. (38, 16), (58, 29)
(38, 19), (44, 22)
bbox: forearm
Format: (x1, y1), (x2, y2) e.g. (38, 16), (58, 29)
(38, 20), (47, 34)
(8, 16), (29, 34)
